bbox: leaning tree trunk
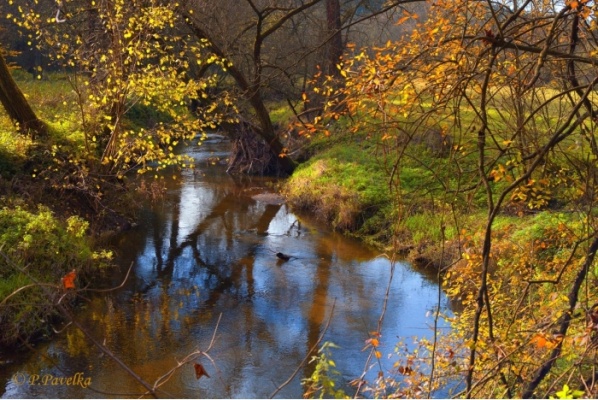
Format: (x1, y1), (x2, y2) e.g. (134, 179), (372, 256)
(184, 17), (296, 175)
(248, 90), (296, 175)
(0, 50), (46, 138)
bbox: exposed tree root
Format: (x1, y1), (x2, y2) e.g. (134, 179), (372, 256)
(226, 123), (278, 175)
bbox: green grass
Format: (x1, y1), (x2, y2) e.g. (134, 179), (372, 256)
(285, 137), (393, 238)
(403, 212), (458, 244)
(0, 129), (33, 178)
(13, 71), (79, 121)
(268, 101), (296, 126)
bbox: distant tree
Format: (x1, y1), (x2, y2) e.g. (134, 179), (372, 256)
(180, 0), (329, 175)
(179, 0), (417, 174)
(326, 0), (343, 79)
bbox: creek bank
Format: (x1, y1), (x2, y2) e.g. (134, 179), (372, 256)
(0, 160), (144, 349)
(281, 134), (575, 277)
(282, 136), (462, 271)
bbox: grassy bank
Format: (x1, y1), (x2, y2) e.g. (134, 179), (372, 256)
(284, 134), (394, 244)
(283, 122), (595, 268)
(283, 128), (467, 264)
(281, 89), (598, 396)
(0, 72), (132, 348)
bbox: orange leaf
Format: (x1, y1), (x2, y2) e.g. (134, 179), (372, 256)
(531, 333), (548, 349)
(62, 270), (76, 290)
(447, 348), (455, 360)
(194, 363), (210, 380)
(397, 16), (411, 25)
(374, 350), (382, 359)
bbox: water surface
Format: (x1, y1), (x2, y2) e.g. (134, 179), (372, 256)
(0, 136), (450, 398)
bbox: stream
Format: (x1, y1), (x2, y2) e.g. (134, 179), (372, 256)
(0, 135), (451, 398)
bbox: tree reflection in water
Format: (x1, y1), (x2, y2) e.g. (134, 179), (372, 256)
(0, 139), (451, 399)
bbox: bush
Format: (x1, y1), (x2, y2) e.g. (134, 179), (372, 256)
(0, 205), (112, 346)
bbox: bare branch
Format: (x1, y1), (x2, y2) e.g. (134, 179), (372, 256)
(269, 300), (336, 398)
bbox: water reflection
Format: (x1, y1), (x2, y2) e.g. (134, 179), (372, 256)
(1, 137), (450, 398)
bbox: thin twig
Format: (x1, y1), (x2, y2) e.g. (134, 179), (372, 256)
(56, 302), (160, 398)
(148, 313), (223, 393)
(269, 300), (337, 398)
(84, 261), (135, 292)
(428, 223), (446, 398)
(354, 253), (396, 398)
(0, 283), (60, 306)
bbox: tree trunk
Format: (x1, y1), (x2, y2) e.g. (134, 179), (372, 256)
(248, 90), (296, 175)
(184, 17), (296, 175)
(0, 50), (46, 138)
(326, 0), (343, 79)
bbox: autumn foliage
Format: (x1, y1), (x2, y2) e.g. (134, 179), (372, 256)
(11, 0), (237, 177)
(304, 0), (598, 397)
(3, 0), (598, 397)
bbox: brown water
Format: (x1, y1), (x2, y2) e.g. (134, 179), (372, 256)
(0, 136), (450, 398)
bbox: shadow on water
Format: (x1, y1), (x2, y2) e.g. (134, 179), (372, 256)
(0, 136), (452, 398)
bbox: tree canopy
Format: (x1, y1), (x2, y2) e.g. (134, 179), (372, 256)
(307, 0), (598, 397)
(2, 0), (598, 397)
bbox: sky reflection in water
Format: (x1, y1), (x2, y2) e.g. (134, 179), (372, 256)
(1, 137), (451, 399)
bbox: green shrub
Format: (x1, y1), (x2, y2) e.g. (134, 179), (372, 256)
(0, 205), (112, 346)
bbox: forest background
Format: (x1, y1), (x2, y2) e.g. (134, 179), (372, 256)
(0, 0), (598, 398)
